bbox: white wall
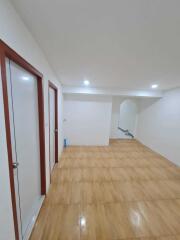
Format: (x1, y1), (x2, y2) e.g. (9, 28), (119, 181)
(110, 97), (139, 139)
(64, 94), (112, 145)
(111, 97), (124, 139)
(0, 0), (63, 238)
(136, 88), (180, 166)
(119, 99), (138, 136)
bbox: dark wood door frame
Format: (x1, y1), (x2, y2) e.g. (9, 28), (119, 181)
(48, 81), (58, 179)
(0, 39), (46, 240)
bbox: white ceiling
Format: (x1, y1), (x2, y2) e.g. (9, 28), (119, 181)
(11, 0), (180, 91)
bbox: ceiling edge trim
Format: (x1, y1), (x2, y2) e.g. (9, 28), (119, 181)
(62, 86), (163, 98)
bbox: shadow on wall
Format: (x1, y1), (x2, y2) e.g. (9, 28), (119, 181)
(138, 98), (160, 113)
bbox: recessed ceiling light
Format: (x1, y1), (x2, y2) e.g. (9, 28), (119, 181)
(83, 79), (90, 86)
(151, 84), (158, 89)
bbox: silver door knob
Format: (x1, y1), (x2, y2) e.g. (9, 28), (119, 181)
(13, 162), (19, 169)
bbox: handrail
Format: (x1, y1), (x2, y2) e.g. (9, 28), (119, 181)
(118, 127), (134, 138)
(118, 127), (129, 133)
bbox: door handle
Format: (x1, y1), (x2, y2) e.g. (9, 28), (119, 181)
(13, 162), (19, 169)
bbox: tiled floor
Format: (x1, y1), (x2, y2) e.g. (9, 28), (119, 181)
(30, 139), (180, 240)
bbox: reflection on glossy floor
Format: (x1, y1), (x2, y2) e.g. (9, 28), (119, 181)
(30, 139), (180, 240)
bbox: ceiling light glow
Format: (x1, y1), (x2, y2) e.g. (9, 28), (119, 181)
(22, 76), (30, 81)
(83, 80), (90, 86)
(151, 84), (158, 89)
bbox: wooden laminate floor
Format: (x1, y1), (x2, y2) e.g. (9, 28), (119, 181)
(30, 139), (180, 240)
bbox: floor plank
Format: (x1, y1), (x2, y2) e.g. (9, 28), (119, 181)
(30, 139), (180, 240)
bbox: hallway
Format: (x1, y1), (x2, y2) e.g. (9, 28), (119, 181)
(30, 140), (180, 240)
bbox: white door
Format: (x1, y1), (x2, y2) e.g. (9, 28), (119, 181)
(49, 87), (56, 172)
(6, 59), (42, 240)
